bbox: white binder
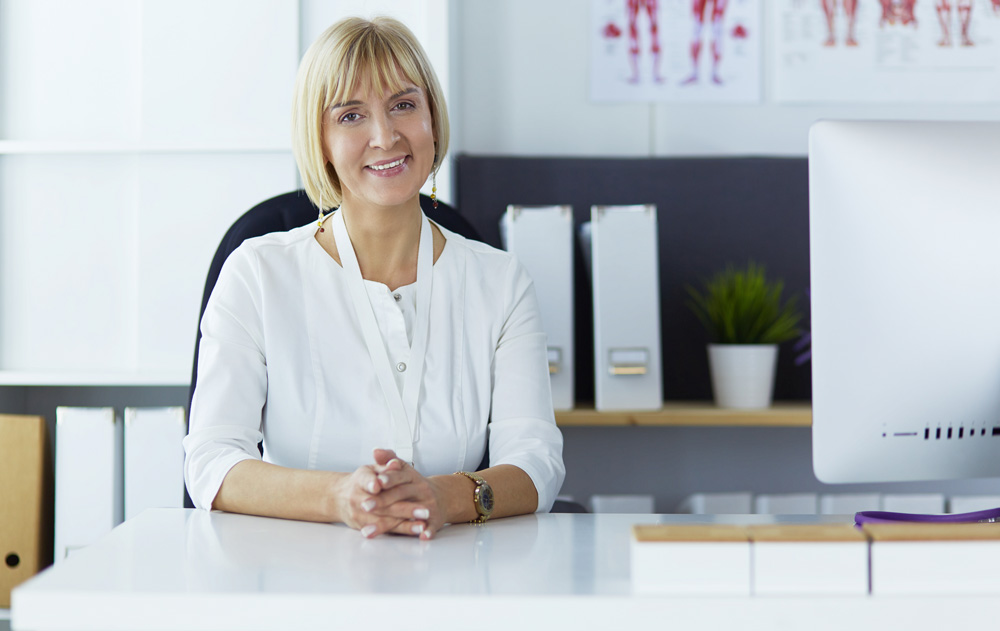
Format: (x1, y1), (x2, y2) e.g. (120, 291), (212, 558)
(589, 205), (663, 410)
(54, 407), (122, 562)
(500, 205), (575, 410)
(124, 407), (187, 521)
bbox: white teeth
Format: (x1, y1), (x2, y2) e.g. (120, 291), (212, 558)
(369, 158), (405, 171)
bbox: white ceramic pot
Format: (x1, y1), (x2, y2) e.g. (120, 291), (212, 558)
(707, 344), (779, 409)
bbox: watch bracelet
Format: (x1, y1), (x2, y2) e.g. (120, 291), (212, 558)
(454, 470), (491, 523)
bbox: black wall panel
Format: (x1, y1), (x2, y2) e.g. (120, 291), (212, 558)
(455, 155), (812, 403)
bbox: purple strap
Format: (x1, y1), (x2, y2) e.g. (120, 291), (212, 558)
(855, 506), (1000, 526)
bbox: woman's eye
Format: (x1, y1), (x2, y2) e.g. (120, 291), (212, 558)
(393, 101), (415, 111)
(339, 112), (360, 123)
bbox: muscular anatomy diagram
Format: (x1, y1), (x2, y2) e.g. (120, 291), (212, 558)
(683, 0), (729, 85)
(627, 0), (663, 83)
(879, 0), (919, 27)
(821, 0), (859, 46)
(936, 0), (1000, 47)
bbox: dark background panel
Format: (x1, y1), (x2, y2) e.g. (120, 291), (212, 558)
(455, 155), (812, 403)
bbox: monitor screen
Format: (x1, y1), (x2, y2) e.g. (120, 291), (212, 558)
(810, 120), (1000, 484)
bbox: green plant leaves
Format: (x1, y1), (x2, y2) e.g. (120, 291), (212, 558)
(685, 261), (802, 345)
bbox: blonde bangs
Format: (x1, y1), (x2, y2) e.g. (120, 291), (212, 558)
(324, 28), (425, 113)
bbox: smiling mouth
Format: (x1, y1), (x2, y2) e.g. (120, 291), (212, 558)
(368, 157), (406, 171)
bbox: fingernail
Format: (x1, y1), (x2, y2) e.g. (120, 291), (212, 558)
(411, 523), (425, 534)
(378, 474), (389, 486)
(413, 508), (430, 520)
(389, 459), (402, 467)
(421, 529), (433, 540)
(367, 481), (378, 494)
(360, 525), (376, 538)
(362, 499), (376, 512)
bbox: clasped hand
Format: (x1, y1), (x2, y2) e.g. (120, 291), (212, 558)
(337, 448), (443, 539)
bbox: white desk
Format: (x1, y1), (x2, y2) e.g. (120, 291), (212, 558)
(12, 509), (1000, 630)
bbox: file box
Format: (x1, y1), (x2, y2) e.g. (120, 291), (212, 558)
(500, 205), (575, 410)
(589, 204), (662, 411)
(865, 522), (1000, 595)
(749, 524), (868, 596)
(631, 524), (750, 594)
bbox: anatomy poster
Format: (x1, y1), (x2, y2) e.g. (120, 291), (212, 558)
(775, 0), (1000, 102)
(591, 0), (762, 102)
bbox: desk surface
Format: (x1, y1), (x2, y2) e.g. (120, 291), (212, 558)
(13, 509), (1000, 631)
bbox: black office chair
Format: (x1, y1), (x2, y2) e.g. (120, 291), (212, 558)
(187, 189), (585, 513)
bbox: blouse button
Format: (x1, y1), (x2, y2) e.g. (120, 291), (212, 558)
(396, 362), (407, 372)
(393, 293), (402, 302)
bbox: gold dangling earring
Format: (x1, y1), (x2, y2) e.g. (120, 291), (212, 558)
(431, 169), (438, 210)
(317, 188), (325, 233)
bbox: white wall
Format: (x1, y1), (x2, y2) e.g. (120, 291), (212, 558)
(455, 0), (1000, 157)
(0, 0), (453, 384)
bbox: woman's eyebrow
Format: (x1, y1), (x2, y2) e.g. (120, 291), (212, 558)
(330, 99), (363, 110)
(330, 88), (418, 111)
(391, 87), (420, 99)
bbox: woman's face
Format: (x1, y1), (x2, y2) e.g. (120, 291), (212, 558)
(323, 79), (436, 211)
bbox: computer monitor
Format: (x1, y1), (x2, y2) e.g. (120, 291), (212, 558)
(810, 120), (1000, 484)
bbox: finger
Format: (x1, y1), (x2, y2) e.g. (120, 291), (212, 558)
(367, 499), (433, 522)
(372, 457), (406, 477)
(361, 481), (424, 512)
(373, 462), (419, 491)
(385, 520), (430, 537)
(358, 516), (405, 539)
(350, 465), (382, 495)
(372, 448), (397, 466)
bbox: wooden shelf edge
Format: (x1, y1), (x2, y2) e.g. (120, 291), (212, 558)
(556, 402), (811, 427)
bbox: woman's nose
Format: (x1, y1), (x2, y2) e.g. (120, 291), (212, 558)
(369, 113), (399, 149)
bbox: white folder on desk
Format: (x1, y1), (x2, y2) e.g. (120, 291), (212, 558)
(54, 406), (122, 562)
(500, 205), (575, 410)
(588, 204), (662, 410)
(124, 407), (186, 520)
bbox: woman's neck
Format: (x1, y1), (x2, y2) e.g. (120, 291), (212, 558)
(340, 196), (423, 290)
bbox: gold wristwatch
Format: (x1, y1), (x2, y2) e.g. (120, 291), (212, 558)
(455, 471), (494, 523)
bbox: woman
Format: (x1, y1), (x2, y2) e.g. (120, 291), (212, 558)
(183, 16), (565, 540)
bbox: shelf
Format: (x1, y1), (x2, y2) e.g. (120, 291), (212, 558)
(0, 372), (189, 387)
(555, 402), (811, 427)
(0, 140), (292, 154)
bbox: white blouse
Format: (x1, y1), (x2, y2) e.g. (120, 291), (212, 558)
(183, 215), (566, 513)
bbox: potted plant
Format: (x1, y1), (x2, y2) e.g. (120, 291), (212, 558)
(686, 262), (802, 409)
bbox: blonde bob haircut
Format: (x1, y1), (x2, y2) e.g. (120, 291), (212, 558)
(292, 16), (450, 211)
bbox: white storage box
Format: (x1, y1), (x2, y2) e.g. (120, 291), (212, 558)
(819, 493), (880, 515)
(753, 493), (818, 515)
(676, 492), (753, 515)
(124, 407), (187, 520)
(631, 524), (750, 595)
(54, 407), (122, 562)
(590, 494), (655, 514)
(865, 523), (1000, 595)
(500, 205), (575, 410)
(750, 524), (869, 596)
(880, 493), (945, 514)
(589, 205), (662, 411)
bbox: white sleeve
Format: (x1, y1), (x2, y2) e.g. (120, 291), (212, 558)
(183, 245), (267, 510)
(487, 257), (566, 512)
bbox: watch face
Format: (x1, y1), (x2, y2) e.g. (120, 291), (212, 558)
(478, 484), (495, 514)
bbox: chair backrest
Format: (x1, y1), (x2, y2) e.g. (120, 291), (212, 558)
(189, 190), (481, 407)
